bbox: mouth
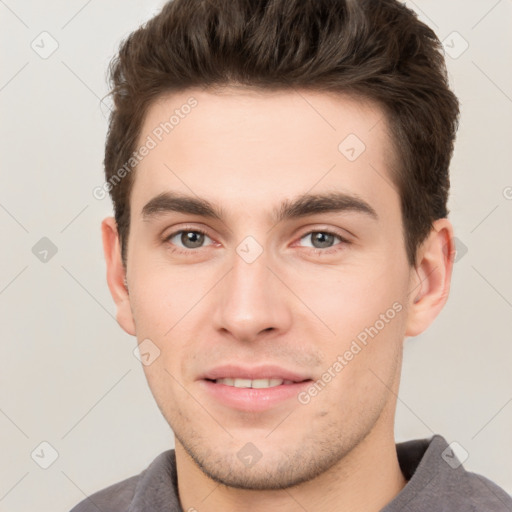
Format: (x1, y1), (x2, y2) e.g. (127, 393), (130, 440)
(206, 377), (299, 388)
(199, 365), (313, 412)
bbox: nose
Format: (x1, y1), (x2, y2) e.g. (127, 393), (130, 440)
(212, 246), (293, 343)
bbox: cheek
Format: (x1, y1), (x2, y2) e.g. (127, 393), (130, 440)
(129, 260), (205, 336)
(291, 263), (406, 341)
(129, 263), (213, 383)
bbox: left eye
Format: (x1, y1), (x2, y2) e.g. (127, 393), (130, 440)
(298, 231), (345, 249)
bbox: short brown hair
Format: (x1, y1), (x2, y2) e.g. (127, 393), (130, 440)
(104, 0), (459, 267)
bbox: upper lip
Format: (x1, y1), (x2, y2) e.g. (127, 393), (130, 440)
(200, 364), (311, 382)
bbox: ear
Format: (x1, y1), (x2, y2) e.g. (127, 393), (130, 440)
(404, 218), (455, 337)
(101, 217), (136, 336)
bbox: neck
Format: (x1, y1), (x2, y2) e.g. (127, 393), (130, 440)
(175, 423), (407, 512)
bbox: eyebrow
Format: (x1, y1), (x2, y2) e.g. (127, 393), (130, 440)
(141, 191), (378, 224)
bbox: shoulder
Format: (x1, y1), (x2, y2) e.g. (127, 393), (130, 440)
(429, 435), (512, 510)
(388, 435), (512, 512)
(69, 473), (139, 512)
(68, 450), (176, 512)
(415, 468), (512, 511)
(450, 469), (512, 510)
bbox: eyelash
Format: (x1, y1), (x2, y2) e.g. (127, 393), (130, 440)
(163, 225), (350, 257)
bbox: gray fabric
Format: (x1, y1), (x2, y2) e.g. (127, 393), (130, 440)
(70, 434), (512, 511)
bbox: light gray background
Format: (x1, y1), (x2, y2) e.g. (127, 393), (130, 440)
(1, 1), (511, 510)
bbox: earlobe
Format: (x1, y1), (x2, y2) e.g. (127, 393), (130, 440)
(404, 219), (455, 338)
(101, 217), (136, 336)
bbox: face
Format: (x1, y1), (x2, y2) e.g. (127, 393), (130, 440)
(113, 87), (420, 489)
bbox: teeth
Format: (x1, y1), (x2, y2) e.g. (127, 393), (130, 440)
(252, 378), (283, 388)
(215, 378), (293, 388)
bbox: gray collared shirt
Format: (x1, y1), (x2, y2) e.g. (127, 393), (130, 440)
(70, 434), (512, 511)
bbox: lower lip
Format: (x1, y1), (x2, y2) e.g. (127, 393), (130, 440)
(199, 379), (312, 412)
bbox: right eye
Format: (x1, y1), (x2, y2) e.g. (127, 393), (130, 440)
(164, 228), (215, 253)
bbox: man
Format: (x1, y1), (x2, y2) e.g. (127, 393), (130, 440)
(72, 0), (512, 510)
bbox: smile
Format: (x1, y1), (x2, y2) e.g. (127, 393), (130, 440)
(213, 378), (295, 388)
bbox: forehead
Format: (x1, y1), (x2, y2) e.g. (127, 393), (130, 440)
(130, 86), (398, 221)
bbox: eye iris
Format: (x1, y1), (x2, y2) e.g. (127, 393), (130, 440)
(312, 232), (335, 248)
(182, 231), (204, 248)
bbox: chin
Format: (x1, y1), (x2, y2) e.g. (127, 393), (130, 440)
(175, 430), (352, 491)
